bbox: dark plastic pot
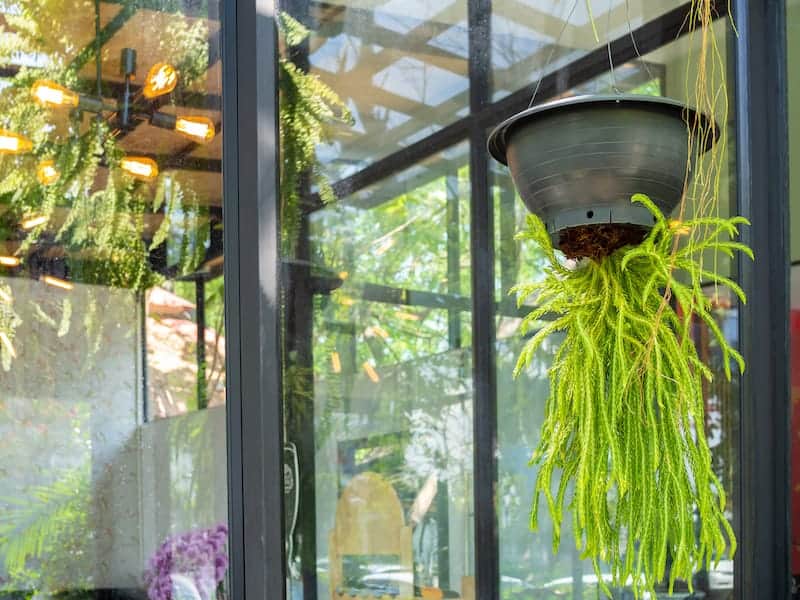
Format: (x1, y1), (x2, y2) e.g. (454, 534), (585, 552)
(487, 95), (717, 245)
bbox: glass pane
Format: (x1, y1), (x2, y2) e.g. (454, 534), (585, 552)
(0, 2), (228, 598)
(494, 18), (739, 599)
(300, 0), (469, 182)
(490, 0), (684, 103)
(281, 136), (474, 597)
(493, 17), (737, 301)
(788, 0), (800, 590)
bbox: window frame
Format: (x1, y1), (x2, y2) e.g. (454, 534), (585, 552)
(221, 0), (794, 597)
(733, 0), (791, 597)
(223, 0), (287, 598)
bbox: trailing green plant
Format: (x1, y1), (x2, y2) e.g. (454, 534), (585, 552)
(0, 5), (348, 369)
(513, 194), (750, 597)
(278, 12), (352, 257)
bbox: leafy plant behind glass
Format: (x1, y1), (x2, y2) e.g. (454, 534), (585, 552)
(0, 1), (214, 369)
(0, 0), (211, 593)
(278, 12), (352, 257)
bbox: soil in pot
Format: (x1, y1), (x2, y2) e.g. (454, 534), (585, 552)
(557, 223), (649, 260)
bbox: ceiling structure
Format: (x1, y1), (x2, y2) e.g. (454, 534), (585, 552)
(306, 0), (681, 198)
(0, 0), (688, 277)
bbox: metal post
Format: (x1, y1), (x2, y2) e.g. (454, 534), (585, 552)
(223, 0), (286, 597)
(733, 0), (791, 597)
(468, 0), (499, 597)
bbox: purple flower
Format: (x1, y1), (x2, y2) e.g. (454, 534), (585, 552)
(144, 524), (229, 600)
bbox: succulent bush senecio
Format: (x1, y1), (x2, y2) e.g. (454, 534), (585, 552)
(513, 194), (750, 597)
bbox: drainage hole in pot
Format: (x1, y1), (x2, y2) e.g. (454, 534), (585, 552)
(586, 210), (594, 219)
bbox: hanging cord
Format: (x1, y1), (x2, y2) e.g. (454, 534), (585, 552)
(606, 0), (621, 94)
(529, 0), (656, 107)
(625, 0), (655, 86)
(528, 0), (579, 108)
(93, 0), (104, 139)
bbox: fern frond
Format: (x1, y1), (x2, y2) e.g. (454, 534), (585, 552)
(515, 194), (749, 597)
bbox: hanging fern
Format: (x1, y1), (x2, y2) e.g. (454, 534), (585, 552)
(278, 12), (352, 257)
(513, 194), (749, 597)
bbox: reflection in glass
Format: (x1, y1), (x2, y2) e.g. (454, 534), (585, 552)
(490, 0), (683, 103)
(282, 142), (475, 599)
(0, 1), (227, 598)
(304, 0), (469, 181)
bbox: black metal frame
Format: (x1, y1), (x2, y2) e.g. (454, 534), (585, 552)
(733, 0), (791, 598)
(218, 0), (794, 598)
(223, 0), (286, 598)
(467, 0), (499, 596)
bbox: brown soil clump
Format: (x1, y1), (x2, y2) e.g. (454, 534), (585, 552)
(558, 224), (648, 261)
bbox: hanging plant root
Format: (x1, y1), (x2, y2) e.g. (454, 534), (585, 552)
(513, 194), (752, 598)
(557, 223), (649, 260)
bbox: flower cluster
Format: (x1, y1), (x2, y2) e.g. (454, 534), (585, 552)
(144, 524), (229, 600)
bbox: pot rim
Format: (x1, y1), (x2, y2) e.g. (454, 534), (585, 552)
(487, 94), (719, 166)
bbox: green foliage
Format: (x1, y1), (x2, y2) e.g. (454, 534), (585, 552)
(309, 164), (472, 377)
(513, 194), (750, 597)
(278, 12), (351, 257)
(0, 465), (93, 594)
(0, 1), (218, 368)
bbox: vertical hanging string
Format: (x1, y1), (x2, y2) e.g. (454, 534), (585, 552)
(528, 0), (579, 108)
(606, 0), (620, 94)
(625, 0), (655, 87)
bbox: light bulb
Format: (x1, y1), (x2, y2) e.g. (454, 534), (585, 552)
(120, 157), (159, 181)
(362, 361), (380, 383)
(37, 160), (60, 185)
(175, 116), (215, 143)
(20, 215), (47, 230)
(0, 130), (33, 154)
(143, 63), (178, 99)
(0, 256), (20, 267)
(32, 80), (79, 108)
(41, 275), (73, 291)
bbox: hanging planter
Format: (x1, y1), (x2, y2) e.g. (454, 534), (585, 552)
(490, 92), (750, 594)
(488, 95), (716, 259)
